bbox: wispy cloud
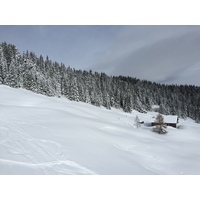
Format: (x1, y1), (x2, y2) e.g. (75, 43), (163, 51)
(91, 26), (200, 85)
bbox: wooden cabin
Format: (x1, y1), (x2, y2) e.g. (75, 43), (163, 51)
(151, 115), (179, 128)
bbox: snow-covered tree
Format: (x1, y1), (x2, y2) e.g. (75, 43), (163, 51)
(6, 58), (19, 87)
(69, 75), (79, 102)
(85, 88), (91, 104)
(0, 46), (8, 84)
(134, 115), (140, 128)
(123, 95), (132, 113)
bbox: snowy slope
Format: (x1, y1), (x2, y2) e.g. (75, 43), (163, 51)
(0, 85), (200, 175)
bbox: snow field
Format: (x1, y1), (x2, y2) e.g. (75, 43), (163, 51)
(0, 85), (200, 174)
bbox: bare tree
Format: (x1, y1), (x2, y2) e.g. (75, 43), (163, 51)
(153, 113), (167, 134)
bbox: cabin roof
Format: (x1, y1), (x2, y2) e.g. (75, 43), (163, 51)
(151, 115), (178, 124)
(164, 115), (178, 123)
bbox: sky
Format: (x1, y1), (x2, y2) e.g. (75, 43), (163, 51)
(0, 25), (200, 86)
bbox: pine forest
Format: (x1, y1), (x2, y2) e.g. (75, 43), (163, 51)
(0, 42), (200, 122)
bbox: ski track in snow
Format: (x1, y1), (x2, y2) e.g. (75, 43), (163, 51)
(0, 120), (96, 174)
(0, 159), (96, 175)
(0, 102), (97, 174)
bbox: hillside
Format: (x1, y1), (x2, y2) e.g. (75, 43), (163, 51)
(1, 42), (200, 123)
(0, 85), (200, 174)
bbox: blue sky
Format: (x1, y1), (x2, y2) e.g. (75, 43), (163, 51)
(0, 25), (200, 86)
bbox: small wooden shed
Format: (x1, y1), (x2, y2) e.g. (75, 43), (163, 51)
(151, 115), (179, 128)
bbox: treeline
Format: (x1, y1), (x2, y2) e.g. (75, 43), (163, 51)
(0, 42), (200, 122)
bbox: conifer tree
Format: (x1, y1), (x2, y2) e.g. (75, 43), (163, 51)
(69, 75), (79, 101)
(0, 46), (8, 84)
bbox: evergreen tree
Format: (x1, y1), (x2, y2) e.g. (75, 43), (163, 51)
(6, 58), (19, 87)
(102, 90), (111, 109)
(69, 75), (79, 101)
(84, 88), (91, 104)
(123, 94), (132, 113)
(0, 46), (8, 84)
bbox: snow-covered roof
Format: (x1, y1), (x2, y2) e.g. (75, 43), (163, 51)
(152, 115), (178, 123)
(164, 115), (178, 123)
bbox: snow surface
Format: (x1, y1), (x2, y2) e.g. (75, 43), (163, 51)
(151, 115), (178, 124)
(163, 115), (178, 123)
(0, 85), (200, 175)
